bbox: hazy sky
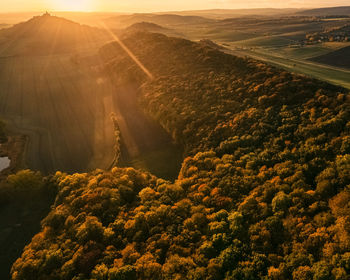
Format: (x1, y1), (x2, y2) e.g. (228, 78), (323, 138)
(1, 0), (350, 13)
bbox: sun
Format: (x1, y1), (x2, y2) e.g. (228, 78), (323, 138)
(50, 0), (94, 12)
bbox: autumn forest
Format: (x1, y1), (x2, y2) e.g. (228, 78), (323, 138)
(0, 5), (350, 280)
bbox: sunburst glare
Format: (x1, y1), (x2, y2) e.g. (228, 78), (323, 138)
(50, 0), (94, 11)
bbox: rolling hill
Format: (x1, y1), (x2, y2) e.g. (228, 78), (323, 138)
(0, 13), (109, 56)
(8, 30), (350, 280)
(170, 8), (303, 18)
(124, 22), (182, 37)
(126, 22), (168, 31)
(104, 13), (214, 29)
(297, 6), (350, 16)
(309, 45), (350, 69)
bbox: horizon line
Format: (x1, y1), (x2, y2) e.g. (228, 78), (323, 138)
(1, 5), (350, 15)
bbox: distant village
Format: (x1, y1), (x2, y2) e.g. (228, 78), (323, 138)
(304, 24), (350, 44)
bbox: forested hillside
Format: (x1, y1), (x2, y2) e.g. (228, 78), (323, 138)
(11, 32), (350, 279)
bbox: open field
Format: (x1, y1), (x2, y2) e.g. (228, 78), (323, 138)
(231, 35), (294, 47)
(0, 54), (117, 174)
(274, 45), (341, 59)
(231, 41), (350, 59)
(224, 47), (350, 89)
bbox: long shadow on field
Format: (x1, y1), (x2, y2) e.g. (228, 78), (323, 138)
(0, 55), (117, 175)
(112, 84), (183, 181)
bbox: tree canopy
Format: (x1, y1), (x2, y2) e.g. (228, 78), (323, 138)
(10, 31), (350, 280)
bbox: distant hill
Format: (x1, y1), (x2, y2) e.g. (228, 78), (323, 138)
(297, 6), (350, 16)
(309, 46), (350, 68)
(167, 8), (303, 19)
(126, 22), (168, 31)
(124, 22), (183, 37)
(104, 13), (214, 29)
(0, 13), (109, 56)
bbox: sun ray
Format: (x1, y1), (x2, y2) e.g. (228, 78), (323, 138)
(50, 0), (94, 12)
(98, 22), (154, 80)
